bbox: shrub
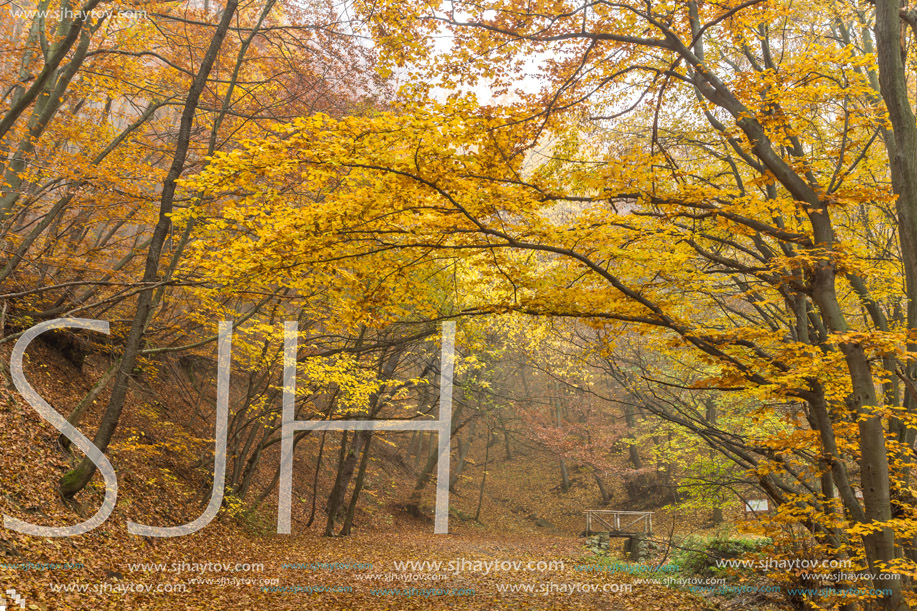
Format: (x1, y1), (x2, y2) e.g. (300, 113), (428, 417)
(671, 534), (770, 579)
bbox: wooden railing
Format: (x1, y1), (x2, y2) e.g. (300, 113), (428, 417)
(584, 510), (653, 535)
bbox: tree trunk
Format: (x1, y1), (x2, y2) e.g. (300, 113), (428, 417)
(59, 360), (118, 452)
(408, 431), (421, 462)
(559, 458), (570, 493)
(325, 348), (403, 534)
(474, 429), (490, 522)
(624, 402), (642, 469)
(872, 7), (917, 604)
(325, 431), (368, 536)
(306, 431), (327, 527)
(450, 418), (476, 490)
(593, 469), (611, 505)
(406, 432), (439, 516)
(339, 433), (373, 536)
(58, 0), (240, 498)
(323, 431), (350, 535)
(251, 430), (310, 509)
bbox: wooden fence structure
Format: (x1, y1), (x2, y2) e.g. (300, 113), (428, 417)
(584, 509), (653, 536)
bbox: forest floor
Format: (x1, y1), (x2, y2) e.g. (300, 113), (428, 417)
(2, 526), (717, 610)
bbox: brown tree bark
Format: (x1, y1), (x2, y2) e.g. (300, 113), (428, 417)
(339, 433), (373, 536)
(59, 0), (241, 497)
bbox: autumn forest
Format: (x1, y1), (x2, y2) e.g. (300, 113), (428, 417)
(1, 0), (916, 609)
